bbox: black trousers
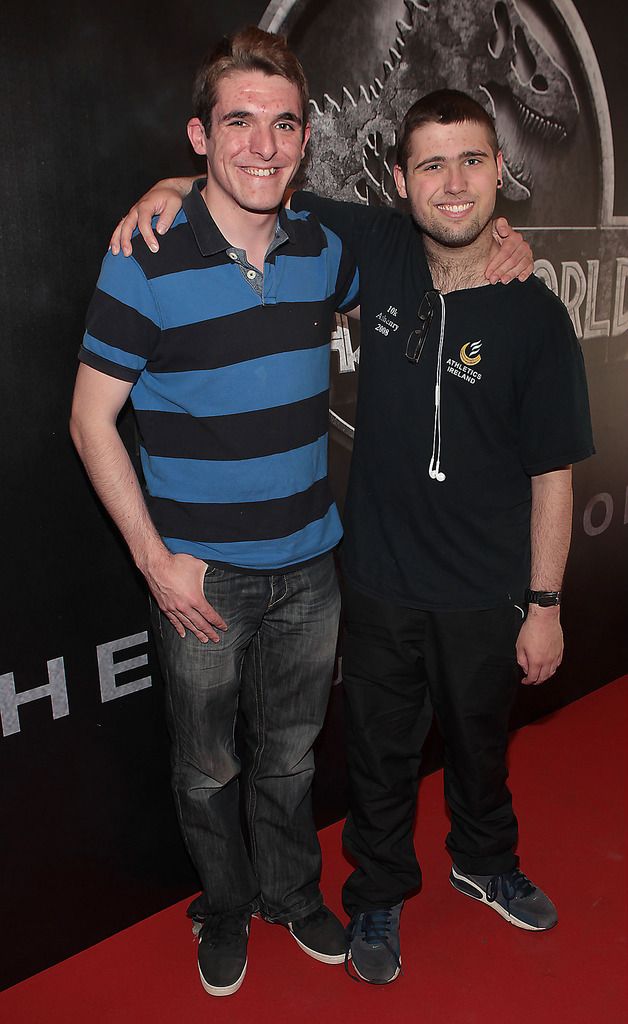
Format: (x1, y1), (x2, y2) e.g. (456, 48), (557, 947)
(341, 584), (522, 915)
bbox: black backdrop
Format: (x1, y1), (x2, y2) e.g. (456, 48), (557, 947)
(1, 0), (626, 991)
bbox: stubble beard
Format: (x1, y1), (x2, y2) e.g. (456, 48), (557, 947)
(419, 208), (495, 250)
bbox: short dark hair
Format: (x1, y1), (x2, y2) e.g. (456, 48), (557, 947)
(397, 89), (499, 173)
(193, 26), (309, 135)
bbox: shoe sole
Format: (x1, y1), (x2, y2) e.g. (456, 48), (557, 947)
(198, 959), (247, 997)
(449, 867), (557, 932)
(287, 923), (345, 964)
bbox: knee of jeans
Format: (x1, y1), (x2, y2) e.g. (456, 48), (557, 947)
(260, 743), (316, 778)
(172, 746), (241, 790)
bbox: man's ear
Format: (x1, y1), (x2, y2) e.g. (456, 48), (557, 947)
(187, 118), (208, 156)
(301, 121), (311, 159)
(393, 163), (408, 200)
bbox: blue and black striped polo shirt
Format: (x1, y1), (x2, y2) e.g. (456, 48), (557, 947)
(80, 182), (359, 571)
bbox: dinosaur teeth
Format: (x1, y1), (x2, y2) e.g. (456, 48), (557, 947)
(360, 84), (371, 103)
(362, 154), (381, 188)
(342, 86), (357, 108)
(397, 17), (412, 32)
(323, 92), (340, 112)
(389, 45), (402, 62)
(513, 94), (567, 141)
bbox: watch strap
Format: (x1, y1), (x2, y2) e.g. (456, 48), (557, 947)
(525, 588), (562, 607)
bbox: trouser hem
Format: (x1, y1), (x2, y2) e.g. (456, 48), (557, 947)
(449, 851), (519, 876)
(259, 892), (323, 925)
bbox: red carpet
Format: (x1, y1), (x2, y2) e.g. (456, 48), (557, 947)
(2, 677), (626, 1024)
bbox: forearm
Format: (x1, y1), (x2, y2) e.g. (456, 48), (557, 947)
(529, 467), (573, 589)
(158, 175), (200, 197)
(516, 467), (572, 684)
(70, 415), (167, 574)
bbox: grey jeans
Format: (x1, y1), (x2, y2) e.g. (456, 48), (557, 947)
(152, 554), (340, 922)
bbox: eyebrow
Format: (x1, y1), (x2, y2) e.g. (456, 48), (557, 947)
(414, 149), (490, 169)
(220, 109), (302, 126)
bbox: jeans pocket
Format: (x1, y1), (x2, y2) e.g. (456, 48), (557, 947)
(202, 563), (226, 596)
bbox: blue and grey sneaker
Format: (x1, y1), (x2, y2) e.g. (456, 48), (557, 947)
(450, 865), (558, 931)
(346, 902), (403, 984)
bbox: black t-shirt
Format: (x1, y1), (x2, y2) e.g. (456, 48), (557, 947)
(292, 192), (595, 610)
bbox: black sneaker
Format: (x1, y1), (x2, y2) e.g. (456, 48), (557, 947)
(346, 903), (403, 984)
(287, 905), (346, 964)
(450, 865), (558, 931)
(197, 911), (250, 997)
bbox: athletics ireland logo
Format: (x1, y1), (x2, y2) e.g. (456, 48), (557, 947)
(460, 341), (483, 366)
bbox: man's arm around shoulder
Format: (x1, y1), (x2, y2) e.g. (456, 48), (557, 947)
(70, 364), (227, 643)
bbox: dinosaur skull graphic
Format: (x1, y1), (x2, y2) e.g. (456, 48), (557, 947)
(275, 0), (601, 226)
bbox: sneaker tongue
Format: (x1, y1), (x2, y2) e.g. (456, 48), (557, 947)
(363, 910), (391, 944)
(201, 912), (247, 944)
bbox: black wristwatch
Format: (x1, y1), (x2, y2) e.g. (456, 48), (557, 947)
(525, 588), (562, 607)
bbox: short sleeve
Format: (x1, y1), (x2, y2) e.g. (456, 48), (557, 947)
(79, 251), (161, 383)
(292, 191), (384, 263)
(332, 236), (359, 313)
(518, 298), (595, 474)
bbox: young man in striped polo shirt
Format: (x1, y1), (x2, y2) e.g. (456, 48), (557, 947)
(70, 28), (359, 998)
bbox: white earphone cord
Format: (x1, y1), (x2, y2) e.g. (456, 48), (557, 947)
(428, 292), (446, 483)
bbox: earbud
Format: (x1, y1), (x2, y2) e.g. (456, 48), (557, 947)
(429, 462), (446, 483)
(497, 177), (503, 188)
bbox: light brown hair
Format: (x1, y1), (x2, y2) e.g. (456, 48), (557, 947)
(193, 26), (309, 135)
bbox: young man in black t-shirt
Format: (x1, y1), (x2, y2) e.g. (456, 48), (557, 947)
(292, 91), (593, 984)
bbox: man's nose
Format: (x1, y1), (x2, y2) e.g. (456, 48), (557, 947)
(444, 166), (466, 193)
(249, 124), (277, 159)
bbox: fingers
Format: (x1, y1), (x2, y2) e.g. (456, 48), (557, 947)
(136, 206), (160, 254)
(200, 598), (228, 634)
(517, 648), (534, 685)
(109, 218), (127, 256)
(502, 252), (534, 284)
(110, 208), (140, 257)
(165, 611), (188, 640)
(154, 197), (181, 240)
(486, 219), (533, 285)
(485, 243), (529, 285)
(520, 656), (562, 686)
(163, 594), (228, 645)
(164, 606), (224, 645)
(492, 216), (511, 241)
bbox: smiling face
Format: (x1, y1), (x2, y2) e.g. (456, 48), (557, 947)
(393, 120), (503, 251)
(187, 69), (310, 222)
